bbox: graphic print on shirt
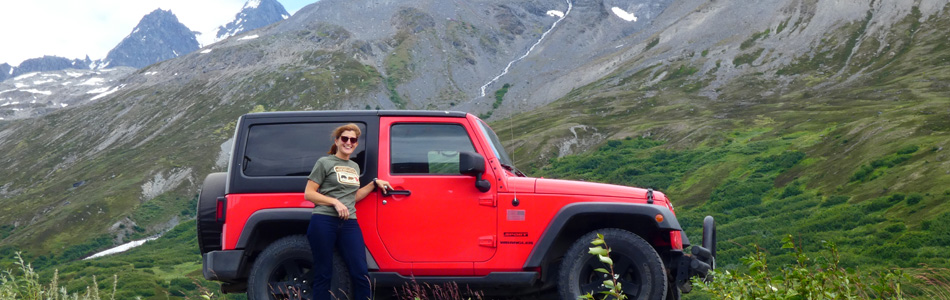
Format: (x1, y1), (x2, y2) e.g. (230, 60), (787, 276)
(335, 166), (359, 186)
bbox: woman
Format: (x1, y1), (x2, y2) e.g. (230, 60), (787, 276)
(304, 123), (391, 300)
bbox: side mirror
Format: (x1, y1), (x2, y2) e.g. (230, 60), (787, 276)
(459, 152), (491, 193)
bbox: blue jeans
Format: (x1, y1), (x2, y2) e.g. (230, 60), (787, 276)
(306, 214), (371, 300)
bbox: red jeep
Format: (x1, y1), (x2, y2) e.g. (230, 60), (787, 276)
(197, 110), (715, 299)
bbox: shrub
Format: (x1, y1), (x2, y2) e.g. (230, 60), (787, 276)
(708, 175), (773, 210)
(694, 235), (906, 299)
(897, 145), (919, 155)
(780, 183), (804, 199)
(821, 195), (850, 207)
(906, 193), (924, 205)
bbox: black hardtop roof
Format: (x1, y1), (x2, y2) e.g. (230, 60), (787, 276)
(243, 110), (470, 119)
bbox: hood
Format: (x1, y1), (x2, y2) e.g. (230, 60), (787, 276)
(513, 177), (664, 201)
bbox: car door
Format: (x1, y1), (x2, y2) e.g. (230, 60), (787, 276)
(376, 117), (498, 270)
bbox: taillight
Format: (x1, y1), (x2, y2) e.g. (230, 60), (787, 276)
(215, 196), (227, 222)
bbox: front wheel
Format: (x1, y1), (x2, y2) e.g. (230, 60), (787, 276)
(558, 229), (667, 300)
(247, 235), (351, 300)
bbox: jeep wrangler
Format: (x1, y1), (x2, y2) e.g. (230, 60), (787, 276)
(197, 110), (715, 299)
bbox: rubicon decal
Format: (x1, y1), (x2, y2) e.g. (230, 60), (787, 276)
(504, 232), (529, 237)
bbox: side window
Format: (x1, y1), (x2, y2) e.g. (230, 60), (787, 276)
(244, 122), (366, 176)
(391, 123), (476, 174)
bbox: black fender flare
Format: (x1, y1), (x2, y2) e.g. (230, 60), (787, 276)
(523, 202), (682, 269)
(236, 208), (313, 249)
(235, 208), (380, 269)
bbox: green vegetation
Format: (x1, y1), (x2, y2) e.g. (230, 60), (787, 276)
(383, 28), (417, 109)
(0, 221), (238, 300)
(580, 233), (627, 300)
(1, 252), (117, 300)
(850, 145), (919, 182)
(776, 18), (790, 34)
(693, 235), (909, 299)
(665, 65), (699, 82)
(733, 48), (764, 66)
(479, 83), (511, 119)
(645, 38), (660, 51)
(740, 29), (771, 50)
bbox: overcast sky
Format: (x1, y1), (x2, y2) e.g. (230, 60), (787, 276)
(0, 0), (316, 66)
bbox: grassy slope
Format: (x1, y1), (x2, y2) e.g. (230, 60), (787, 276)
(490, 1), (950, 272)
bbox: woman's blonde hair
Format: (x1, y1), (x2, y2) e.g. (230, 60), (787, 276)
(328, 123), (362, 155)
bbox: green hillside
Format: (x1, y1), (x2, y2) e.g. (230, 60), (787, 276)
(486, 1), (950, 294)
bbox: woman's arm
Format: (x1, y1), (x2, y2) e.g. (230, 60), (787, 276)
(355, 178), (392, 202)
(304, 180), (350, 219)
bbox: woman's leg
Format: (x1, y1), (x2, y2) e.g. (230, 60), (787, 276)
(307, 214), (338, 300)
(338, 219), (371, 300)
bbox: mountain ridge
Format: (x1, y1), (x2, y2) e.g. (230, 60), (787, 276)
(0, 0), (291, 120)
(214, 0), (290, 42)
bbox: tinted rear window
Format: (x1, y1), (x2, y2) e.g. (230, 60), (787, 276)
(243, 122), (366, 176)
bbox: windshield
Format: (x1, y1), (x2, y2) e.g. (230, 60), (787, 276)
(477, 119), (515, 168)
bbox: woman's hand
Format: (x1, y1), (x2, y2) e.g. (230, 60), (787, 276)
(375, 179), (393, 192)
(332, 199), (349, 219)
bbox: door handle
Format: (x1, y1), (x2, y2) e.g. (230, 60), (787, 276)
(383, 189), (411, 196)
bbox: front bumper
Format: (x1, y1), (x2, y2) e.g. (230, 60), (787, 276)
(672, 215), (716, 293)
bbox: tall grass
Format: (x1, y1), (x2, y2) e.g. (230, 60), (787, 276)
(0, 252), (116, 300)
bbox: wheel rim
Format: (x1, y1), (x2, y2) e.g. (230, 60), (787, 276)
(267, 257), (313, 300)
(577, 252), (642, 298)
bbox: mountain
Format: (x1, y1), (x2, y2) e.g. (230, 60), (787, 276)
(0, 0), (947, 284)
(0, 63), (10, 82)
(1, 2), (291, 120)
(103, 9), (200, 69)
(214, 0), (290, 42)
(0, 56), (94, 83)
(11, 56), (93, 77)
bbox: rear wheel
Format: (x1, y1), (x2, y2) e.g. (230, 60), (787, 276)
(558, 229), (667, 300)
(247, 235), (350, 300)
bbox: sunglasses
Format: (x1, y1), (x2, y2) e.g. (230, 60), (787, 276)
(338, 136), (358, 143)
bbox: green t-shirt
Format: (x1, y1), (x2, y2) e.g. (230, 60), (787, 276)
(308, 155), (361, 219)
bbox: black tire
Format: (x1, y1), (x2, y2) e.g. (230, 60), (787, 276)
(558, 229), (667, 300)
(197, 172), (227, 254)
(665, 279), (680, 300)
(247, 235), (351, 300)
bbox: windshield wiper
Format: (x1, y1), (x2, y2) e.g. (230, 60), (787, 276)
(500, 163), (526, 177)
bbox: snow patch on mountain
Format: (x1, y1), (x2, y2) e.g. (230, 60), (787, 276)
(90, 84), (125, 101)
(611, 7), (638, 22)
